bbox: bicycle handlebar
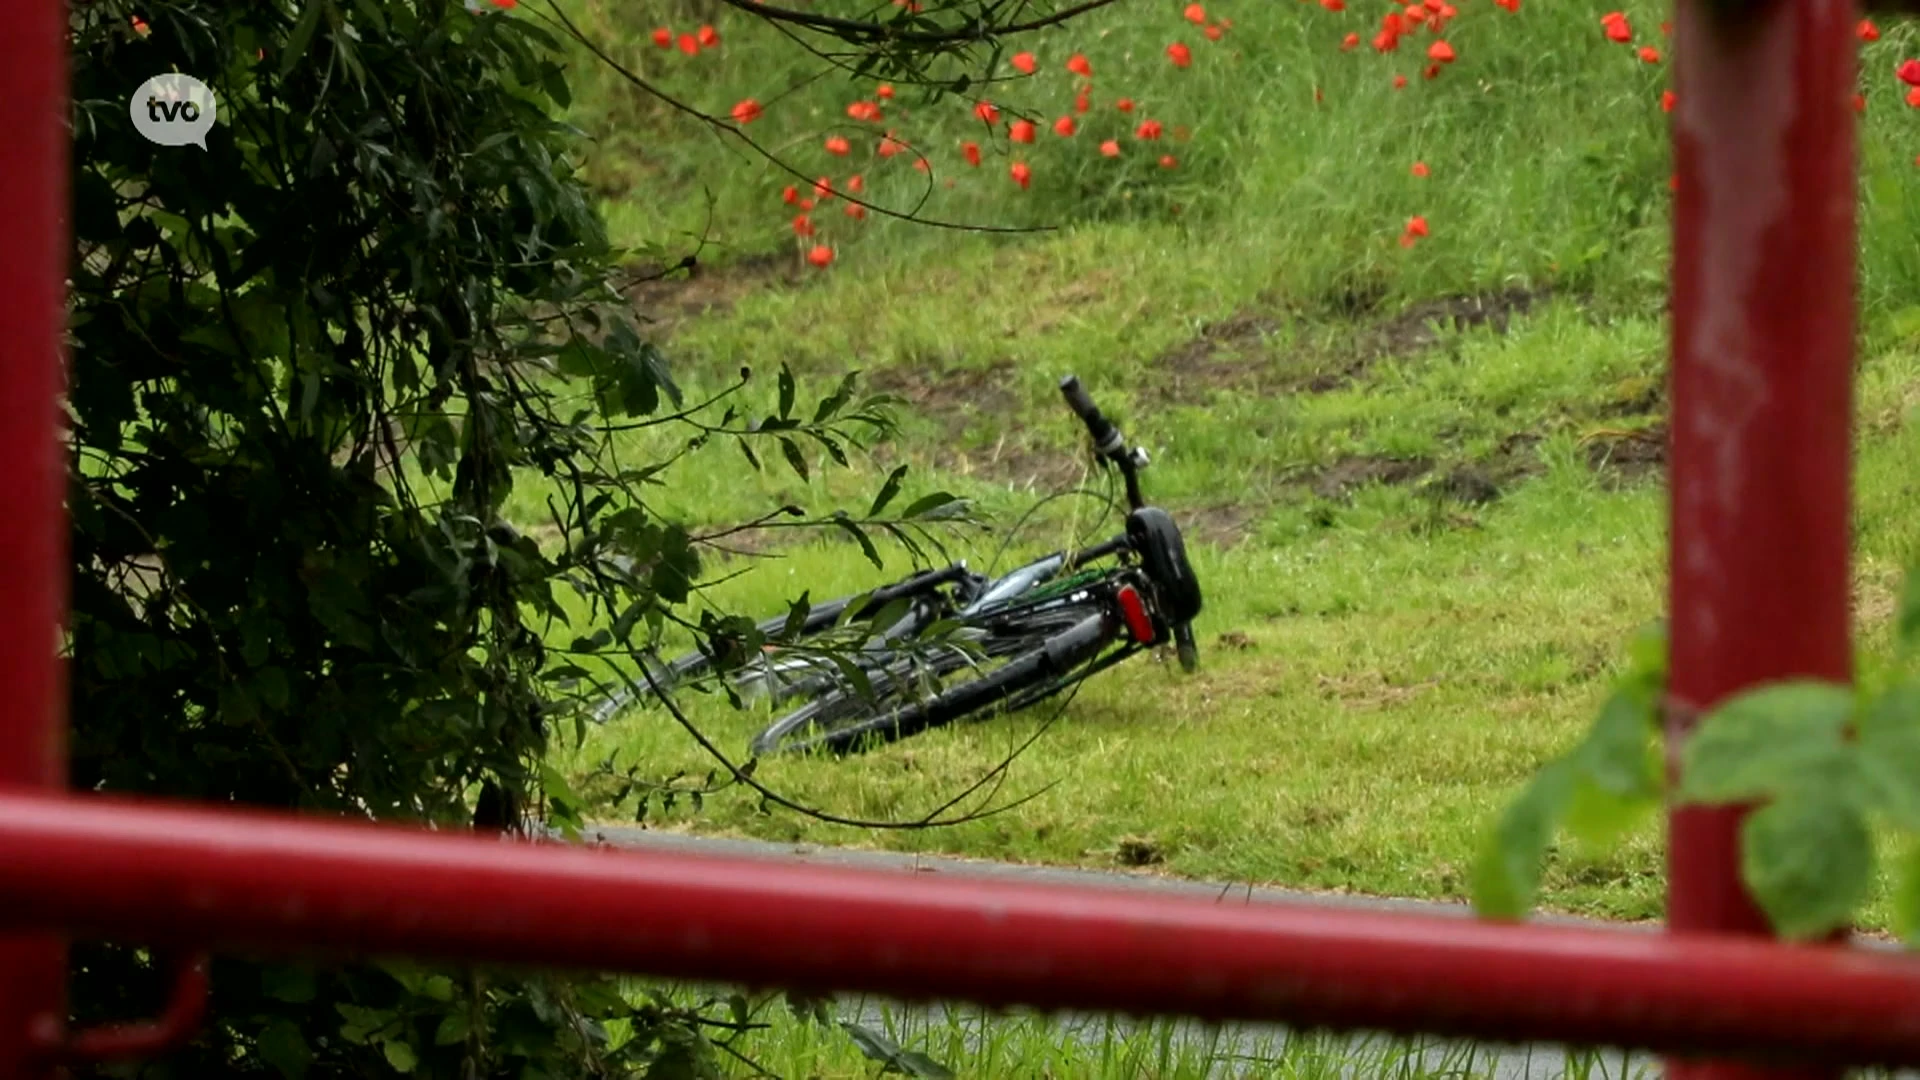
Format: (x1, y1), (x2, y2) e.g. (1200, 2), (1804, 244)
(1058, 375), (1126, 458)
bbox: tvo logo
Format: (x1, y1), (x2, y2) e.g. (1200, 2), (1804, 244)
(129, 74), (216, 149)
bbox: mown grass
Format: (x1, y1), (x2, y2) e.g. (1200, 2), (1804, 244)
(608, 983), (1662, 1079)
(487, 0), (1920, 1072)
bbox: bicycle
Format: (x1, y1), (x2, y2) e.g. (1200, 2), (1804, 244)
(592, 374), (1204, 757)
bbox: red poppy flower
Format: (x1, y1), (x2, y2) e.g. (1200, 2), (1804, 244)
(1393, 73), (1409, 89)
(651, 26), (672, 48)
(1100, 139), (1121, 157)
(1220, 16), (1232, 28)
(1160, 155), (1178, 168)
(1405, 5), (1427, 24)
(1012, 52), (1038, 75)
(878, 133), (906, 158)
(846, 101), (879, 122)
(824, 136), (851, 156)
(792, 214), (814, 237)
(1321, 0), (1346, 10)
(1075, 90), (1092, 113)
(1602, 13), (1631, 42)
(679, 33), (699, 54)
(814, 176), (834, 199)
(1399, 232), (1418, 249)
(1639, 46), (1660, 63)
(1858, 19), (1880, 41)
(1054, 116), (1077, 136)
(913, 157), (931, 172)
(1428, 40), (1455, 63)
(1204, 23), (1224, 40)
(846, 174), (865, 193)
(697, 24), (719, 48)
(782, 185), (799, 205)
(1407, 215), (1429, 237)
(1067, 54), (1093, 77)
(1411, 161), (1429, 177)
(974, 101), (1000, 125)
(1492, 0), (1518, 11)
(492, 1), (517, 11)
(1374, 30), (1400, 52)
(1908, 86), (1920, 107)
(1168, 42), (1192, 68)
(1010, 119), (1037, 144)
(1423, 62), (1441, 79)
(731, 99), (763, 124)
(1899, 59), (1920, 87)
(1384, 12), (1405, 34)
(1136, 119), (1164, 140)
(962, 142), (982, 166)
(877, 84), (895, 100)
(1439, 4), (1458, 17)
(806, 245), (833, 269)
(1342, 32), (1361, 51)
(1010, 162), (1032, 189)
(1117, 97), (1136, 112)
(1661, 89), (1676, 112)
(1854, 92), (1868, 113)
(1185, 3), (1207, 23)
(844, 203), (866, 220)
(800, 198), (814, 210)
(1660, 20), (1672, 34)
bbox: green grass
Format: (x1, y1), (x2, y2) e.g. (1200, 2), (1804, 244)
(611, 984), (1662, 1079)
(481, 0), (1920, 1071)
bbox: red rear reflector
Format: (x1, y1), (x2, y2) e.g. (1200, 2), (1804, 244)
(1116, 585), (1156, 644)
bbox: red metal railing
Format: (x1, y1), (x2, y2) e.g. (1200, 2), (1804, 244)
(0, 0), (1890, 1076)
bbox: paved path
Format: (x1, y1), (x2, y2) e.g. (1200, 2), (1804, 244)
(578, 826), (1696, 1078)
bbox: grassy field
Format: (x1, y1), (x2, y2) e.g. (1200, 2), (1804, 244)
(499, 0), (1920, 1072)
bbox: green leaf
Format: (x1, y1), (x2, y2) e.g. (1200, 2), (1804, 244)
(1577, 684), (1659, 800)
(434, 1010), (472, 1046)
(838, 1021), (956, 1080)
(813, 371), (860, 423)
(869, 464), (909, 518)
(281, 0), (328, 78)
(1677, 681), (1855, 806)
(1857, 682), (1920, 829)
(1560, 772), (1657, 851)
(261, 964), (317, 1004)
(382, 1038), (419, 1074)
(830, 514), (883, 571)
(777, 363), (796, 419)
(1740, 791), (1872, 941)
(421, 975), (455, 1002)
(1470, 758), (1575, 920)
(779, 437), (810, 483)
(256, 1019), (310, 1080)
(899, 492), (965, 520)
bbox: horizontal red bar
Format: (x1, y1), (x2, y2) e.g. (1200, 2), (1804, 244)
(3, 792), (1919, 1067)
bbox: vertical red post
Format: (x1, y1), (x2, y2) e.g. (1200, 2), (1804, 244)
(1666, 0), (1856, 1076)
(0, 0), (70, 1077)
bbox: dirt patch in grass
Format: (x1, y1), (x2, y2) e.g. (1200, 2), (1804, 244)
(1305, 455), (1435, 501)
(865, 360), (1023, 439)
(1584, 424), (1667, 486)
(624, 253), (797, 338)
(1147, 287), (1548, 405)
(864, 361), (1084, 490)
(1176, 502), (1263, 549)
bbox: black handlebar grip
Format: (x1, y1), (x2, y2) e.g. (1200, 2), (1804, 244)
(1059, 375), (1125, 456)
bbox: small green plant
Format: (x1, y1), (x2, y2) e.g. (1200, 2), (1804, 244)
(1473, 564), (1920, 943)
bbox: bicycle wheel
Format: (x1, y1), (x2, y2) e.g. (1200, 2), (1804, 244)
(589, 564), (974, 724)
(748, 605), (1121, 757)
